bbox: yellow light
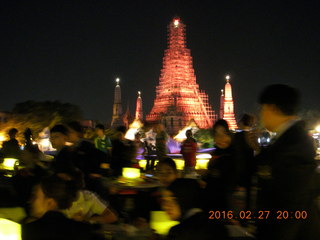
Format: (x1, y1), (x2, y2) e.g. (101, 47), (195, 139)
(122, 168), (140, 179)
(316, 125), (320, 132)
(195, 159), (210, 170)
(0, 218), (21, 240)
(174, 19), (179, 27)
(138, 160), (147, 170)
(196, 153), (211, 159)
(150, 211), (179, 235)
(173, 159), (184, 170)
(226, 75), (230, 80)
(2, 158), (18, 170)
(0, 134), (6, 142)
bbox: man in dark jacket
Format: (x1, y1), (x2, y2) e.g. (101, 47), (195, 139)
(256, 84), (320, 240)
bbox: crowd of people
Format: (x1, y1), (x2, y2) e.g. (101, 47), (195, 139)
(0, 83), (319, 240)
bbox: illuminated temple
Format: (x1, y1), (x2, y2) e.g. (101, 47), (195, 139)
(146, 17), (216, 135)
(221, 75), (237, 129)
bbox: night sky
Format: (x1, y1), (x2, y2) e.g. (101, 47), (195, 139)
(1, 0), (319, 124)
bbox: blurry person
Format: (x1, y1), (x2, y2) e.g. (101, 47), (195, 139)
(2, 128), (21, 158)
(155, 158), (179, 187)
(14, 146), (50, 210)
(133, 132), (145, 160)
(50, 124), (76, 175)
(66, 121), (108, 197)
(22, 175), (103, 240)
(256, 84), (320, 240)
(202, 119), (237, 212)
(94, 124), (112, 155)
(155, 123), (168, 161)
(62, 170), (118, 224)
(180, 129), (197, 176)
(162, 178), (228, 240)
(233, 113), (257, 210)
(110, 125), (135, 177)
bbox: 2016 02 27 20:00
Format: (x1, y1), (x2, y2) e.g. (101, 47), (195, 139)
(208, 210), (308, 220)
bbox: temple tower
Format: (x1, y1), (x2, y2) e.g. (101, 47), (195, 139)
(146, 17), (215, 135)
(135, 91), (143, 121)
(111, 78), (123, 127)
(220, 89), (224, 119)
(222, 75), (237, 129)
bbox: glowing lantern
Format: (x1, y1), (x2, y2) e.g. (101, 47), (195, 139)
(173, 159), (184, 170)
(138, 160), (147, 170)
(0, 218), (21, 240)
(195, 153), (211, 170)
(122, 168), (140, 179)
(150, 211), (179, 235)
(2, 158), (18, 171)
(316, 125), (320, 132)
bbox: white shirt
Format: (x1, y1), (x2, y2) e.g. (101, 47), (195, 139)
(63, 190), (108, 219)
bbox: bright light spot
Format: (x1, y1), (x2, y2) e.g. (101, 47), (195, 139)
(174, 19), (179, 27)
(226, 75), (230, 80)
(138, 160), (147, 170)
(196, 153), (211, 159)
(0, 218), (21, 240)
(138, 91), (141, 96)
(150, 211), (179, 235)
(2, 158), (18, 170)
(122, 168), (140, 179)
(195, 159), (210, 170)
(173, 159), (184, 170)
(316, 125), (320, 132)
(0, 134), (6, 142)
(116, 78), (120, 84)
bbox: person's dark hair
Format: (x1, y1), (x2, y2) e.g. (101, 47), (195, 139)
(40, 175), (78, 210)
(50, 124), (69, 136)
(66, 121), (83, 134)
(185, 129), (192, 137)
(167, 178), (202, 217)
(8, 128), (18, 138)
(95, 124), (105, 131)
(238, 113), (255, 127)
(116, 125), (127, 134)
(213, 119), (230, 135)
(258, 84), (300, 115)
(157, 157), (177, 172)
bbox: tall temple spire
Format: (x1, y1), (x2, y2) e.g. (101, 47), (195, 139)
(135, 91), (143, 121)
(223, 75), (237, 129)
(146, 17), (216, 135)
(220, 89), (224, 119)
(111, 78), (123, 127)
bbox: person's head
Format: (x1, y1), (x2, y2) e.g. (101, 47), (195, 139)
(238, 113), (255, 130)
(185, 129), (192, 138)
(8, 128), (18, 139)
(50, 125), (69, 150)
(156, 158), (178, 187)
(95, 124), (105, 138)
(116, 125), (127, 134)
(162, 178), (201, 221)
(66, 121), (83, 143)
(30, 175), (77, 218)
(258, 84), (300, 132)
(135, 132), (141, 141)
(212, 119), (232, 149)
